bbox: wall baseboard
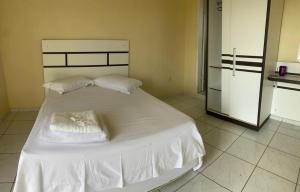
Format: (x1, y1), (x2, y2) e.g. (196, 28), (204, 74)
(271, 114), (300, 127)
(11, 108), (40, 112)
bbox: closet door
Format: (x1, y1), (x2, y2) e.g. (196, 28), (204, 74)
(222, 0), (232, 56)
(221, 0), (232, 115)
(231, 0), (268, 56)
(228, 0), (267, 124)
(229, 70), (261, 124)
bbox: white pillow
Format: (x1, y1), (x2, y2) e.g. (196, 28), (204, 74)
(94, 74), (142, 94)
(43, 76), (94, 94)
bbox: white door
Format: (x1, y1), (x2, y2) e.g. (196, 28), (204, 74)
(231, 0), (268, 56)
(221, 0), (233, 116)
(222, 0), (232, 56)
(229, 70), (261, 124)
(221, 0), (267, 124)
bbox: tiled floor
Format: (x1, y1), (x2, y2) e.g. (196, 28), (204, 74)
(0, 111), (37, 192)
(1, 95), (300, 192)
(161, 95), (300, 192)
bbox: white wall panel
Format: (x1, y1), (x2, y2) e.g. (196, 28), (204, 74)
(68, 54), (107, 66)
(44, 66), (128, 83)
(42, 40), (129, 52)
(110, 53), (129, 65)
(43, 54), (65, 66)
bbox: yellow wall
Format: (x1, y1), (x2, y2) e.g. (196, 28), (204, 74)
(0, 61), (9, 118)
(278, 0), (300, 62)
(0, 0), (188, 109)
(1, 0), (299, 109)
(183, 0), (201, 96)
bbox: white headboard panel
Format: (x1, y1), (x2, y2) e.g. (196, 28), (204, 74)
(42, 40), (129, 83)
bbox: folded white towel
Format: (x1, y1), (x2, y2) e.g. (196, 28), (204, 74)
(47, 110), (109, 143)
(50, 110), (103, 133)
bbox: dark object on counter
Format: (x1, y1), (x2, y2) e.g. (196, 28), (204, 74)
(279, 66), (287, 76)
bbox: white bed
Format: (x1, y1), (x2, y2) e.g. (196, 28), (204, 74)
(13, 40), (205, 192)
(14, 87), (205, 192)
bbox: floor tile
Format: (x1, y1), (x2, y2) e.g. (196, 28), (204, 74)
(243, 167), (296, 192)
(198, 144), (223, 172)
(181, 106), (204, 120)
(0, 183), (13, 192)
(0, 135), (27, 153)
(0, 121), (11, 135)
(13, 111), (38, 121)
(198, 115), (224, 128)
(176, 174), (230, 192)
(196, 121), (215, 136)
(269, 133), (300, 158)
(4, 121), (34, 135)
(149, 189), (159, 192)
(203, 129), (239, 151)
(159, 170), (198, 192)
(227, 137), (266, 164)
(217, 121), (246, 135)
(203, 153), (255, 192)
(258, 148), (300, 183)
(0, 154), (19, 182)
(278, 122), (300, 140)
(242, 128), (275, 145)
(262, 119), (281, 131)
(175, 96), (203, 108)
(2, 112), (16, 122)
(165, 97), (202, 112)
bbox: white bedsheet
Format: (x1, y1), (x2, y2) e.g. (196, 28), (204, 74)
(14, 87), (205, 192)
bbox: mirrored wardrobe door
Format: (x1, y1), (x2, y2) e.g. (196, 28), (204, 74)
(206, 0), (223, 113)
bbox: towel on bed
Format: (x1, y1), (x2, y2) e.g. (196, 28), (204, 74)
(48, 110), (109, 143)
(50, 110), (103, 133)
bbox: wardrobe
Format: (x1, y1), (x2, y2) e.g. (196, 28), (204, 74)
(205, 0), (285, 130)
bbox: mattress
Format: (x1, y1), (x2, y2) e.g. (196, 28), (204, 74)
(14, 87), (205, 192)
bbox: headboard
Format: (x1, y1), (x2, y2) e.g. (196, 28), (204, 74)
(42, 40), (129, 83)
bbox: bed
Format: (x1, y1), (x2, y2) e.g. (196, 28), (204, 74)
(13, 40), (205, 192)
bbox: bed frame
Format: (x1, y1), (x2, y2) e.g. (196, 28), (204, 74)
(42, 40), (129, 83)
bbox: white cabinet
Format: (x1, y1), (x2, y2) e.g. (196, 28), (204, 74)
(272, 82), (300, 122)
(207, 0), (284, 129)
(220, 0), (267, 125)
(221, 68), (261, 124)
(230, 0), (268, 56)
(221, 0), (232, 55)
(229, 71), (261, 124)
(222, 0), (268, 56)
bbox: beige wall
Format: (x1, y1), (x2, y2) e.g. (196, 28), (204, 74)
(0, 0), (189, 109)
(278, 0), (300, 62)
(1, 0), (299, 109)
(183, 0), (201, 96)
(0, 61), (9, 119)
